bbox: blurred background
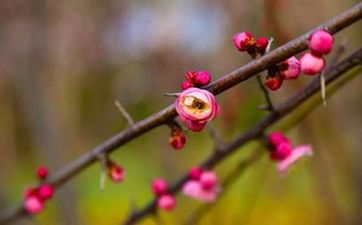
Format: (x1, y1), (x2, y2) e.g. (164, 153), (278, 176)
(0, 0), (361, 224)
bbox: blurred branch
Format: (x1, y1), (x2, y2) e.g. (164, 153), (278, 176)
(0, 3), (361, 224)
(122, 48), (362, 225)
(115, 101), (135, 126)
(256, 75), (274, 111)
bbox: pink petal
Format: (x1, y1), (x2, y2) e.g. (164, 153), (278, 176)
(277, 144), (313, 176)
(182, 181), (217, 203)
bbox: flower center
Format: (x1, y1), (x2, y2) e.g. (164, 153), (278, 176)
(183, 96), (209, 112)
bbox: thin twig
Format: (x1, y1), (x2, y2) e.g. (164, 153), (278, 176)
(121, 48), (362, 225)
(115, 100), (134, 126)
(0, 4), (361, 224)
(256, 75), (274, 111)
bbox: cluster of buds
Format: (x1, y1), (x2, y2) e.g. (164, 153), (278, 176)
(168, 123), (186, 150)
(151, 178), (176, 211)
(181, 71), (212, 90)
(300, 30), (334, 75)
(182, 167), (219, 202)
(175, 87), (218, 132)
(265, 56), (301, 90)
(23, 167), (54, 215)
(106, 160), (125, 183)
(268, 132), (313, 175)
(233, 32), (269, 57)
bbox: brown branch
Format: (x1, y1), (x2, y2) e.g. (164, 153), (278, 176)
(122, 48), (362, 225)
(256, 74), (275, 111)
(0, 3), (361, 224)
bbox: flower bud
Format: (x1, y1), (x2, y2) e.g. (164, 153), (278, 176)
(265, 76), (283, 91)
(157, 194), (176, 211)
(189, 167), (203, 180)
(108, 162), (125, 183)
(200, 171), (217, 190)
(255, 37), (269, 54)
(24, 196), (44, 215)
(270, 141), (292, 161)
(300, 53), (325, 75)
(194, 71), (211, 86)
(233, 32), (253, 51)
(36, 166), (48, 180)
(281, 56), (301, 80)
(268, 132), (288, 146)
(309, 30), (334, 55)
(175, 87), (217, 122)
(151, 178), (168, 197)
(169, 130), (186, 150)
(185, 71), (198, 83)
(181, 80), (193, 90)
(37, 184), (54, 200)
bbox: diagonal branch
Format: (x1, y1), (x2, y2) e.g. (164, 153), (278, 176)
(122, 48), (362, 225)
(0, 3), (361, 224)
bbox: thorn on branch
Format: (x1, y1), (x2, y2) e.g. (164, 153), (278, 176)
(164, 92), (180, 97)
(115, 100), (134, 126)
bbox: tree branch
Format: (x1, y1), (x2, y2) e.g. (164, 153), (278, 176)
(122, 48), (362, 225)
(0, 3), (361, 224)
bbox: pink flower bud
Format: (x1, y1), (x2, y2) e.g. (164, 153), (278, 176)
(200, 171), (217, 190)
(255, 37), (269, 54)
(181, 80), (193, 90)
(36, 166), (48, 180)
(24, 196), (44, 214)
(277, 144), (313, 176)
(37, 184), (54, 200)
(175, 87), (217, 122)
(186, 120), (206, 132)
(157, 194), (176, 211)
(268, 132), (288, 146)
(151, 178), (168, 196)
(108, 162), (124, 183)
(270, 141), (292, 161)
(281, 56), (301, 80)
(309, 30), (334, 55)
(300, 53), (325, 75)
(182, 180), (218, 203)
(194, 71), (211, 86)
(233, 32), (253, 51)
(265, 76), (283, 91)
(189, 167), (203, 180)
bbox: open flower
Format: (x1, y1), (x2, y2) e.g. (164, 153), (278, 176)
(175, 88), (217, 123)
(277, 144), (313, 175)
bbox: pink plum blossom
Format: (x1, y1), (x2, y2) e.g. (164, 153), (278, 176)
(175, 87), (217, 123)
(233, 32), (253, 51)
(281, 56), (301, 80)
(277, 144), (313, 175)
(182, 181), (218, 203)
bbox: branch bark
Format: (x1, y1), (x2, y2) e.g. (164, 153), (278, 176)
(0, 3), (361, 224)
(122, 48), (362, 225)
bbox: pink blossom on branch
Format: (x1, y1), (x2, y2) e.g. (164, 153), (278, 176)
(175, 87), (218, 123)
(300, 52), (326, 75)
(277, 144), (313, 175)
(281, 56), (301, 80)
(309, 30), (334, 55)
(24, 196), (44, 215)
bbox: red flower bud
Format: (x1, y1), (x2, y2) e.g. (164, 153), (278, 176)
(300, 52), (325, 75)
(265, 76), (283, 91)
(108, 162), (125, 183)
(194, 71), (211, 86)
(255, 37), (269, 54)
(189, 167), (203, 180)
(200, 171), (217, 190)
(169, 130), (186, 150)
(309, 30), (334, 55)
(181, 80), (193, 90)
(233, 32), (253, 51)
(36, 166), (48, 180)
(37, 184), (54, 200)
